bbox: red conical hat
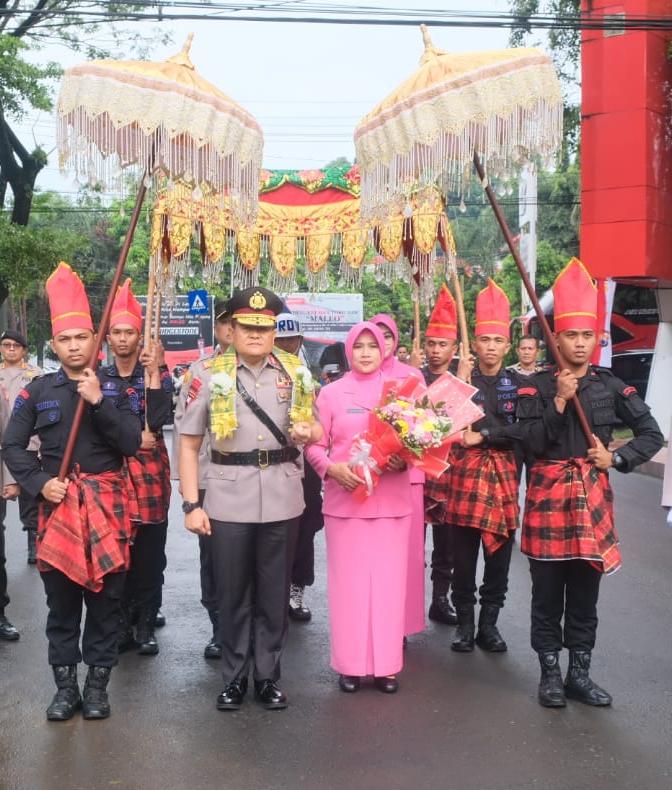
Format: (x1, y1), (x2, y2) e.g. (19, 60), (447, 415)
(474, 279), (510, 338)
(46, 261), (93, 336)
(553, 258), (597, 333)
(110, 278), (143, 332)
(426, 283), (457, 339)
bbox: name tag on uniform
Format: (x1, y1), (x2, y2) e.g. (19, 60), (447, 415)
(346, 407), (366, 413)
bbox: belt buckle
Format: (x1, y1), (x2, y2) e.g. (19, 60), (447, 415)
(258, 448), (270, 469)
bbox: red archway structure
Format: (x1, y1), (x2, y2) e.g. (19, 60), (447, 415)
(580, 0), (672, 434)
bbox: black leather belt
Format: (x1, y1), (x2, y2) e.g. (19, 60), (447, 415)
(211, 447), (300, 469)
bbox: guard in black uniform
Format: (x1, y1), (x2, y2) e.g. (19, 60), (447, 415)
(3, 263), (142, 721)
(441, 281), (522, 654)
(100, 279), (173, 655)
(470, 259), (664, 707)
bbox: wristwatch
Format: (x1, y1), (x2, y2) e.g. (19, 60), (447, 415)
(611, 451), (626, 471)
(181, 500), (201, 514)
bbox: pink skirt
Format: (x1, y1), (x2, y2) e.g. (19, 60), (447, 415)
(404, 483), (426, 636)
(325, 514), (411, 677)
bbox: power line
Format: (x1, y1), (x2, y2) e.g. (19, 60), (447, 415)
(2, 3), (672, 30)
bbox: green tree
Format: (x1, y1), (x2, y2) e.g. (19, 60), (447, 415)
(0, 3), (168, 306)
(508, 0), (582, 162)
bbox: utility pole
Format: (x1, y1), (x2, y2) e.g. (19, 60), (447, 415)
(518, 163), (538, 314)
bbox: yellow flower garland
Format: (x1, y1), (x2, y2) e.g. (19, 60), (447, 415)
(209, 347), (315, 441)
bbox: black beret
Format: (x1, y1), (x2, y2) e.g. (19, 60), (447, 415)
(214, 299), (231, 322)
(0, 330), (27, 348)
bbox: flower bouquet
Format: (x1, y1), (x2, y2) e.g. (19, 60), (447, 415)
(348, 372), (483, 500)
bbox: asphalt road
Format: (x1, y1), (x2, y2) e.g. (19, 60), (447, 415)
(1, 469), (671, 790)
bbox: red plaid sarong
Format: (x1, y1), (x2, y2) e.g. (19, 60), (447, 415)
(522, 458), (620, 574)
(438, 446), (520, 554)
(125, 438), (171, 524)
(37, 469), (132, 592)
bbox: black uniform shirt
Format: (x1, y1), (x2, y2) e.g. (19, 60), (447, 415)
(469, 365), (522, 451)
(98, 362), (173, 433)
(421, 357), (459, 385)
(498, 366), (664, 472)
(2, 368), (142, 498)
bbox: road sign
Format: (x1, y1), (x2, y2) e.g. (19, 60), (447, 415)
(187, 289), (209, 315)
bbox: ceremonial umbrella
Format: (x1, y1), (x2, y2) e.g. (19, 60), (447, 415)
(354, 27), (593, 443)
(55, 35), (264, 478)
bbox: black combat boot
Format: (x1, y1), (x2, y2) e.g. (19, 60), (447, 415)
(537, 652), (566, 708)
(428, 593), (457, 625)
(475, 604), (508, 652)
(135, 609), (159, 655)
(564, 650), (612, 706)
(27, 529), (37, 565)
(46, 665), (82, 721)
(451, 606), (475, 652)
(82, 666), (112, 719)
(117, 606), (136, 654)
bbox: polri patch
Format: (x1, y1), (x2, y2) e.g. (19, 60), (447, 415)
(12, 388), (31, 414)
(125, 387), (140, 415)
(186, 377), (202, 407)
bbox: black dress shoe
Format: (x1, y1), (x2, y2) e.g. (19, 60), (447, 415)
(338, 675), (361, 693)
(217, 678), (248, 711)
(0, 615), (20, 641)
(155, 610), (166, 628)
(428, 595), (458, 625)
(564, 650), (612, 707)
(288, 585), (312, 622)
(46, 665), (82, 721)
(254, 679), (288, 710)
(374, 676), (399, 694)
(204, 638), (222, 660)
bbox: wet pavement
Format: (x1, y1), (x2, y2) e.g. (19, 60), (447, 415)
(1, 468), (671, 790)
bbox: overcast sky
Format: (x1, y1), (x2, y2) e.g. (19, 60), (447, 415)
(15, 1), (518, 196)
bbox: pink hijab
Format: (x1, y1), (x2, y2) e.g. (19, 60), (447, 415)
(342, 321), (386, 405)
(371, 313), (419, 380)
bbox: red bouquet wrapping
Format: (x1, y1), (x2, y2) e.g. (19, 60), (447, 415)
(348, 372), (483, 498)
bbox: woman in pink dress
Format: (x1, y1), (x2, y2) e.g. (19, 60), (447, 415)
(370, 313), (426, 638)
(306, 322), (412, 694)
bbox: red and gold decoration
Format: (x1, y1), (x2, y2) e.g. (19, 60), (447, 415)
(150, 163), (456, 297)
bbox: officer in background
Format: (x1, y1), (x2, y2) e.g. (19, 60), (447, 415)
(0, 329), (42, 565)
(274, 311), (324, 622)
(178, 287), (320, 711)
(171, 299), (233, 660)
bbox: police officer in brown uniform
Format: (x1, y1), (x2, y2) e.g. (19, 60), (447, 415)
(171, 300), (233, 660)
(0, 330), (42, 566)
(178, 287), (320, 711)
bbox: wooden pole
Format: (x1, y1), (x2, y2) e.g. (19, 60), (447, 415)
(450, 264), (469, 359)
(58, 175), (150, 481)
(472, 152), (595, 447)
(413, 296), (421, 356)
(142, 260), (157, 431)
